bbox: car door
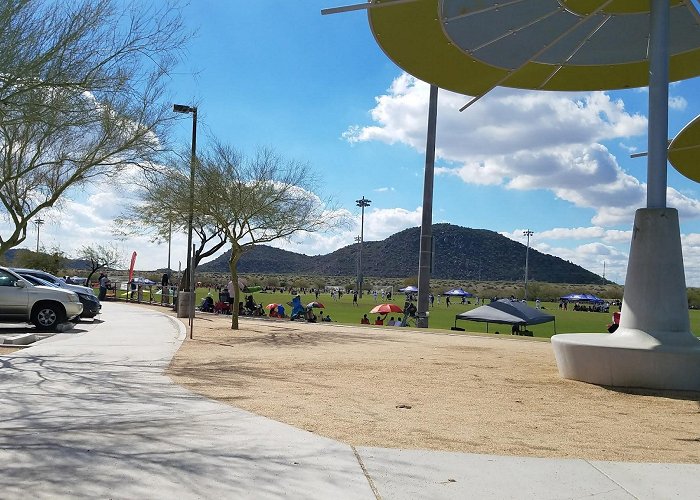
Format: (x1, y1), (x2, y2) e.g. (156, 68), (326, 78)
(0, 269), (29, 320)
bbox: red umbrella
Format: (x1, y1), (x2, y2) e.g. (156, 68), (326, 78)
(265, 303), (280, 310)
(369, 303), (403, 314)
(306, 301), (325, 308)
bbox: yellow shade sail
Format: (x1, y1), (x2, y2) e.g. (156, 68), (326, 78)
(368, 0), (700, 95)
(669, 114), (700, 182)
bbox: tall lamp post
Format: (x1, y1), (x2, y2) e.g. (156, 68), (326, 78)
(354, 235), (361, 293)
(356, 196), (371, 297)
(173, 103), (197, 337)
(523, 229), (534, 300)
(34, 217), (45, 252)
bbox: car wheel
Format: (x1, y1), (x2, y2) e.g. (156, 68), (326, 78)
(32, 304), (63, 331)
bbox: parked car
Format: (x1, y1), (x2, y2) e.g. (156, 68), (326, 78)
(0, 267), (83, 330)
(17, 273), (101, 319)
(10, 268), (97, 296)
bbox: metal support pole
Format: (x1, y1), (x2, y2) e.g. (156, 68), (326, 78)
(416, 85), (439, 328)
(524, 230), (533, 300)
(354, 235), (361, 294)
(190, 243), (195, 338)
(647, 0), (669, 209)
(167, 220), (172, 274)
(173, 103), (197, 325)
(188, 110), (197, 332)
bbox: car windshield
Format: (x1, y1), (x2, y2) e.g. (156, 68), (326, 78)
(20, 274), (57, 287)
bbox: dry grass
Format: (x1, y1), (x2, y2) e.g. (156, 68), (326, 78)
(156, 305), (700, 463)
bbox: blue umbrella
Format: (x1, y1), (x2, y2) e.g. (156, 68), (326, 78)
(443, 288), (473, 297)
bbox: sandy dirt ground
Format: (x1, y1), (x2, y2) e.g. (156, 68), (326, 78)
(150, 306), (699, 463)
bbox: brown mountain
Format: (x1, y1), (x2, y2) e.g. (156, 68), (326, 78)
(199, 223), (608, 284)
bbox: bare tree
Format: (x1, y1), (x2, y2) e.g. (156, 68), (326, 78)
(0, 0), (188, 257)
(196, 143), (349, 330)
(77, 243), (123, 285)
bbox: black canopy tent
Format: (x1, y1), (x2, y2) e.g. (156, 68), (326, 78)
(455, 299), (556, 335)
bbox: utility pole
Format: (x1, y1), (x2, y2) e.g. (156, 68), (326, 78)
(523, 230), (534, 300)
(356, 196), (371, 297)
(34, 217), (45, 252)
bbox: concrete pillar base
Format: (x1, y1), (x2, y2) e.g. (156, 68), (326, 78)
(177, 292), (194, 319)
(552, 208), (700, 391)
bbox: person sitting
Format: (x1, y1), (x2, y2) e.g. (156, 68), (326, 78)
(360, 314), (370, 324)
(374, 316), (384, 325)
(394, 317), (403, 326)
(306, 307), (317, 323)
(388, 316), (395, 325)
(322, 313), (332, 322)
(199, 295), (214, 312)
(245, 294), (255, 313)
(276, 304), (285, 318)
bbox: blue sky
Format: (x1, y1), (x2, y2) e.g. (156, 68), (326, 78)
(20, 1), (700, 286)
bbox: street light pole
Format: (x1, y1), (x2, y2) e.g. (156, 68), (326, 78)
(356, 196), (371, 298)
(354, 235), (361, 293)
(167, 219), (172, 274)
(173, 103), (197, 338)
(523, 229), (534, 300)
(34, 217), (45, 252)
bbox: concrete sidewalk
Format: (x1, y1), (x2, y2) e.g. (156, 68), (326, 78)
(0, 303), (697, 499)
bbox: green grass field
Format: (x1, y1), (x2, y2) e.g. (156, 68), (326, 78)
(185, 287), (700, 339)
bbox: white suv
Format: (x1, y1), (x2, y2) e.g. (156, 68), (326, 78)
(0, 267), (83, 330)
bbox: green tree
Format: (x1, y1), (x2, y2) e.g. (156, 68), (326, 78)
(196, 143), (348, 329)
(14, 248), (65, 275)
(264, 276), (280, 288)
(0, 0), (188, 257)
(115, 159), (228, 292)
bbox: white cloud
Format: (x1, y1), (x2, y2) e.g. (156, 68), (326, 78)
(344, 74), (700, 227)
(669, 96), (688, 111)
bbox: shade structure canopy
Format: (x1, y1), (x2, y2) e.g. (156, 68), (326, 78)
(560, 293), (604, 302)
(443, 288), (473, 297)
(398, 285), (418, 293)
(456, 299), (555, 327)
(669, 113), (700, 183)
(368, 0), (700, 96)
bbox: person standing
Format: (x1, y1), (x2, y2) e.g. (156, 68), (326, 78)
(98, 273), (108, 301)
(161, 272), (170, 305)
(353, 291), (358, 307)
(227, 280), (235, 306)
